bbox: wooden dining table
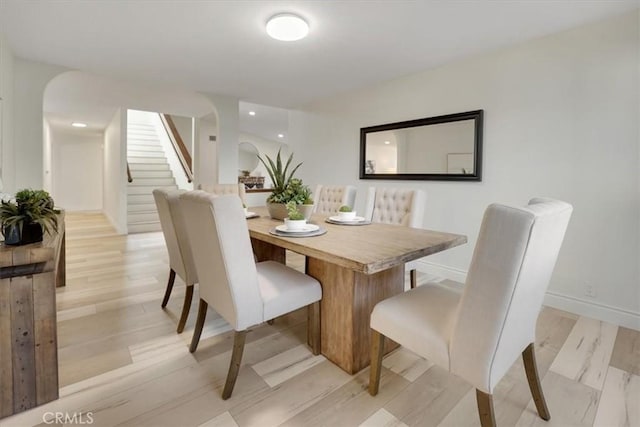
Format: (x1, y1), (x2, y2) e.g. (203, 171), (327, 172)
(247, 207), (467, 374)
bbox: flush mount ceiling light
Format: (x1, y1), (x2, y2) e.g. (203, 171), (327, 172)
(249, 111), (256, 116)
(71, 122), (87, 128)
(266, 13), (309, 41)
(277, 133), (284, 138)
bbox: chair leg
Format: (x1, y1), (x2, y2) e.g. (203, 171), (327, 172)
(176, 285), (194, 333)
(307, 301), (321, 355)
(267, 319), (275, 325)
(222, 330), (247, 400)
(189, 299), (208, 353)
(161, 269), (176, 308)
(476, 389), (496, 427)
(410, 269), (417, 289)
(368, 330), (385, 396)
(523, 342), (551, 421)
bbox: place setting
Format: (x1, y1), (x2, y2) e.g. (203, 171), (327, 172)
(268, 202), (327, 237)
(244, 206), (260, 219)
(325, 206), (371, 226)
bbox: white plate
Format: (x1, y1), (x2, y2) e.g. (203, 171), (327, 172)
(328, 215), (367, 223)
(245, 211), (258, 218)
(275, 224), (320, 234)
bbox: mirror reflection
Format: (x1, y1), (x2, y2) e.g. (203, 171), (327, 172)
(238, 141), (259, 174)
(360, 110), (483, 181)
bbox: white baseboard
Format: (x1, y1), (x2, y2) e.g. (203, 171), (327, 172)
(544, 292), (640, 331)
(415, 260), (468, 284)
(416, 260), (640, 331)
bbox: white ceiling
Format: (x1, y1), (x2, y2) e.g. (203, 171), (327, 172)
(1, 0), (637, 109)
(0, 0), (638, 108)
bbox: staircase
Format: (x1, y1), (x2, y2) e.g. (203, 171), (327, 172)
(127, 118), (178, 233)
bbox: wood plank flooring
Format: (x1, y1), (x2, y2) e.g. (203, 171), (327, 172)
(2, 212), (639, 427)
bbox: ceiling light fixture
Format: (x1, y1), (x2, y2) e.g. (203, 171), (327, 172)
(71, 122), (87, 128)
(277, 134), (284, 138)
(384, 141), (391, 145)
(249, 111), (256, 116)
(266, 13), (309, 41)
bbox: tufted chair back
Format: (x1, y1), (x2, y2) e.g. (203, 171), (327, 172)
(198, 183), (247, 205)
(364, 187), (426, 228)
(312, 185), (357, 215)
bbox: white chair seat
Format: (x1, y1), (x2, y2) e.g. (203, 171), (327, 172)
(371, 283), (460, 368)
(369, 198), (573, 427)
(257, 261), (322, 321)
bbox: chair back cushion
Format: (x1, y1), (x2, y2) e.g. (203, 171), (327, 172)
(180, 191), (263, 330)
(313, 185), (357, 214)
(364, 187), (426, 228)
(199, 183), (247, 205)
(153, 189), (197, 285)
(450, 198), (572, 393)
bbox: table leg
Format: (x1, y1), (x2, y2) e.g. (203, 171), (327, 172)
(250, 238), (286, 264)
(307, 258), (404, 374)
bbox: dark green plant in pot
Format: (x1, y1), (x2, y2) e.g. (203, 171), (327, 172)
(257, 149), (304, 204)
(258, 149), (314, 220)
(0, 189), (59, 245)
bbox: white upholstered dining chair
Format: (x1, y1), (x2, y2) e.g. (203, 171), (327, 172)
(180, 192), (322, 399)
(153, 189), (198, 333)
(198, 183), (247, 204)
(368, 198), (573, 427)
(312, 185), (357, 215)
(364, 187), (426, 289)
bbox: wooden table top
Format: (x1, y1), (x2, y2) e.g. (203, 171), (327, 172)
(247, 207), (467, 275)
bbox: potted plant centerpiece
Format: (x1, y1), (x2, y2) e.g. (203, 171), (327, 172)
(0, 189), (59, 245)
(258, 149), (314, 220)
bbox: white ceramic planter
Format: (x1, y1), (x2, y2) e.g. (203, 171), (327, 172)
(284, 218), (307, 231)
(338, 211), (356, 221)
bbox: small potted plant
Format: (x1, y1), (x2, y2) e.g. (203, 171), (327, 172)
(0, 189), (59, 245)
(338, 205), (356, 221)
(284, 201), (307, 231)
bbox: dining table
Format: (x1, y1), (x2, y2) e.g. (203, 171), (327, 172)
(247, 206), (467, 374)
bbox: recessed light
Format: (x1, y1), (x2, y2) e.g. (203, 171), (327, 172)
(266, 13), (309, 41)
(71, 122), (87, 128)
(384, 141), (390, 145)
(278, 134), (284, 138)
(249, 111), (256, 116)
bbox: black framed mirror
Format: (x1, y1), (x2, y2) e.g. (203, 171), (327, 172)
(359, 110), (483, 181)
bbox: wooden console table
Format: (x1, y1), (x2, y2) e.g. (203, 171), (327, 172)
(0, 216), (65, 419)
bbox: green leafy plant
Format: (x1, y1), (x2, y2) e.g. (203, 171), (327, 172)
(286, 201), (305, 220)
(0, 189), (59, 236)
(257, 150), (312, 205)
(338, 205), (352, 212)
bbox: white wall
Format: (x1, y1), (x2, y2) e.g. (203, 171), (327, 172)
(103, 109), (127, 234)
(290, 11), (639, 328)
(195, 114), (218, 189)
(50, 127), (103, 211)
(13, 58), (67, 189)
(0, 33), (14, 192)
(201, 93), (239, 184)
(42, 118), (52, 192)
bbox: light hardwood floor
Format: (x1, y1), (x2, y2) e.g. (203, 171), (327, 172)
(3, 212), (639, 427)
